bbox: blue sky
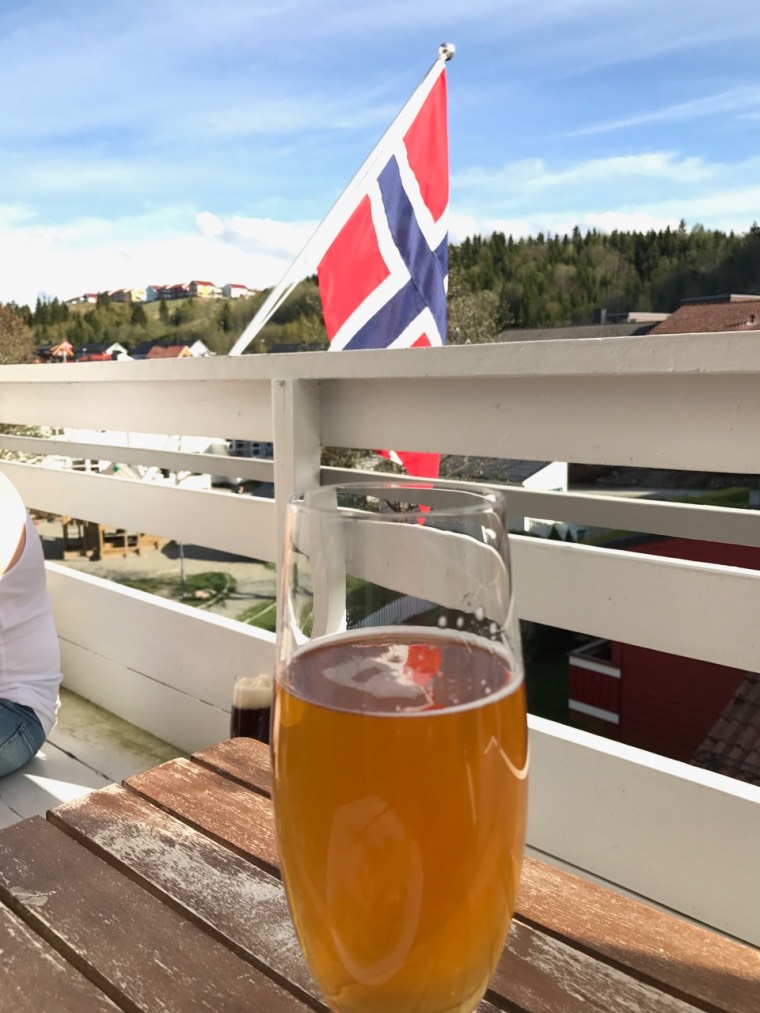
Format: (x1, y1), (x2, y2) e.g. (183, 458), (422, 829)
(2, 0), (760, 306)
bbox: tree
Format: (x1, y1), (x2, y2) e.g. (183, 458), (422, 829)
(0, 305), (35, 363)
(159, 298), (169, 325)
(130, 302), (148, 327)
(218, 300), (232, 333)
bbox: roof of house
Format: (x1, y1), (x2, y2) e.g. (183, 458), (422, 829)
(496, 322), (654, 342)
(146, 345), (191, 359)
(650, 297), (760, 335)
(691, 672), (760, 785)
(440, 457), (550, 485)
(190, 280), (215, 286)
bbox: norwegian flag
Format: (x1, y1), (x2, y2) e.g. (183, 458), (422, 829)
(318, 73), (448, 352)
(318, 71), (449, 477)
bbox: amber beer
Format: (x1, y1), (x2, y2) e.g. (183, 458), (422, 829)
(230, 674), (273, 744)
(273, 629), (528, 1013)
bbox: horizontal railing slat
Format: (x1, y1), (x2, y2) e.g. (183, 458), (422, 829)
(527, 715), (760, 946)
(4, 331), (760, 381)
(47, 565), (276, 753)
(0, 434), (274, 484)
(325, 466), (760, 548)
(512, 536), (760, 672)
(1, 461), (277, 562)
(320, 373), (760, 472)
(0, 375), (273, 439)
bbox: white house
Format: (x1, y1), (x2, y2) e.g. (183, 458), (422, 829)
(223, 283), (249, 299)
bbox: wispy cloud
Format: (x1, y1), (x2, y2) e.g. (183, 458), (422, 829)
(454, 152), (716, 194)
(571, 85), (760, 136)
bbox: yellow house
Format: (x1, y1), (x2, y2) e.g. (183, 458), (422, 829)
(111, 288), (146, 303)
(188, 280), (216, 298)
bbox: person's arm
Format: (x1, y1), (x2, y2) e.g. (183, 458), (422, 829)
(0, 472), (28, 574)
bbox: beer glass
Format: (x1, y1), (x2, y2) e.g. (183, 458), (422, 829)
(230, 673), (272, 744)
(272, 483), (528, 1013)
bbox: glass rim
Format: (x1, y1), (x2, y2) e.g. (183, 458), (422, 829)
(287, 481), (507, 519)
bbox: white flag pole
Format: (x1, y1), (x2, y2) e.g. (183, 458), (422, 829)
(228, 42), (455, 357)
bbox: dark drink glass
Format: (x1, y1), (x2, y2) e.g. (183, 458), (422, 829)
(230, 674), (273, 744)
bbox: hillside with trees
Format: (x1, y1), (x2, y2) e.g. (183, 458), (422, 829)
(2, 220), (760, 362)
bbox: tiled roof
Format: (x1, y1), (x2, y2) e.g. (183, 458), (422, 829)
(650, 299), (760, 335)
(146, 345), (189, 359)
(440, 457), (550, 485)
(691, 672), (760, 785)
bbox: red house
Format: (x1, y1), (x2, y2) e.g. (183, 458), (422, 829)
(568, 538), (760, 779)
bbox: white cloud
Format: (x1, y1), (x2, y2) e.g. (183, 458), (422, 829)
(454, 152), (715, 195)
(571, 85), (760, 137)
(0, 204), (34, 228)
(0, 207), (318, 307)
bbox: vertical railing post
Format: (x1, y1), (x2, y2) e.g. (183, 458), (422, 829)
(272, 378), (322, 599)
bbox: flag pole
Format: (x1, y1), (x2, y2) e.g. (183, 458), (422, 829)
(228, 43), (455, 357)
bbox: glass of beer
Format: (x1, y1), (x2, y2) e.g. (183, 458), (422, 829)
(230, 673), (273, 744)
(272, 482), (528, 1013)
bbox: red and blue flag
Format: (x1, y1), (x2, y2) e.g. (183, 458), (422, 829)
(318, 71), (449, 476)
(318, 72), (448, 351)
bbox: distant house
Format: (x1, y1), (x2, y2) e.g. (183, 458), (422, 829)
(188, 280), (216, 298)
(66, 293), (99, 305)
(223, 283), (249, 299)
(146, 285), (166, 302)
(136, 338), (213, 360)
(649, 293), (760, 335)
(110, 288), (145, 303)
(146, 345), (194, 359)
(185, 338), (213, 357)
(496, 318), (660, 342)
(76, 342), (130, 362)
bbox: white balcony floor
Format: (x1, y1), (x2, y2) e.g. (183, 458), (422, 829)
(0, 688), (185, 828)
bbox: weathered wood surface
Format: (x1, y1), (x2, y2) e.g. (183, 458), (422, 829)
(49, 784), (320, 1007)
(0, 816), (312, 1013)
(0, 902), (121, 1012)
(48, 780), (696, 1013)
(192, 735), (273, 795)
(124, 756), (279, 874)
(517, 857), (760, 1013)
(490, 921), (698, 1013)
(1, 735), (757, 1013)
(192, 738), (760, 1013)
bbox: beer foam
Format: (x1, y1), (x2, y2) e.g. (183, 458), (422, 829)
(289, 626), (524, 717)
(233, 674), (273, 709)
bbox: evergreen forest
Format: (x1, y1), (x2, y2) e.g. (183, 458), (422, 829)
(1, 220), (760, 363)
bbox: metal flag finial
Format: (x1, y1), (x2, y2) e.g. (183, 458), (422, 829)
(439, 42), (455, 61)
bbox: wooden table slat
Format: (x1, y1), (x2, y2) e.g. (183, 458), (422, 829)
(517, 857), (760, 1013)
(124, 755), (279, 873)
(492, 921), (700, 1013)
(0, 816), (312, 1013)
(49, 784), (322, 1007)
(0, 902), (121, 1012)
(192, 736), (273, 795)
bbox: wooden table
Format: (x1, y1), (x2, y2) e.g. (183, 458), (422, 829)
(0, 739), (757, 1012)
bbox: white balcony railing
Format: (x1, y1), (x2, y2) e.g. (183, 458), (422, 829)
(1, 333), (759, 946)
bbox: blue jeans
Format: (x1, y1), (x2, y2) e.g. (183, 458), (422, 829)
(0, 700), (45, 777)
